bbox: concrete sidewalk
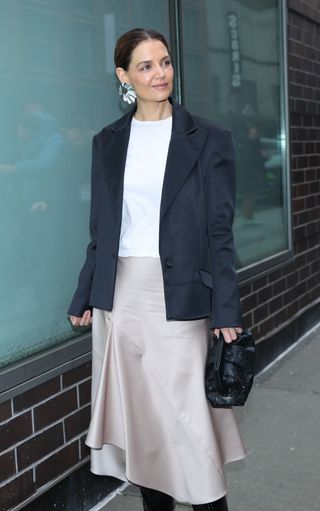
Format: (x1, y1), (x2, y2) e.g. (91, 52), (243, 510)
(99, 324), (320, 511)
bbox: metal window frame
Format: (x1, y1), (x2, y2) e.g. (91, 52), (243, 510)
(237, 0), (292, 282)
(0, 0), (292, 402)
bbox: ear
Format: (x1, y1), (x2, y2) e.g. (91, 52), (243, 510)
(116, 67), (129, 84)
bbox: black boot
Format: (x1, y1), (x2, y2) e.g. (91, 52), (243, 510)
(192, 495), (229, 511)
(140, 486), (175, 511)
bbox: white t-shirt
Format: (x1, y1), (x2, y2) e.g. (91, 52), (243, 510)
(118, 115), (172, 257)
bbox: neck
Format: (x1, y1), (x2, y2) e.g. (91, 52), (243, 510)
(134, 99), (172, 121)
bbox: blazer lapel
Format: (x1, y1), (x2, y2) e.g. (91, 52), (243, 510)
(99, 109), (133, 221)
(98, 99), (207, 223)
(160, 100), (207, 220)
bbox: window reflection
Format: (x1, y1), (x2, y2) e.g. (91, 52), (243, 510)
(181, 0), (289, 268)
(0, 0), (170, 366)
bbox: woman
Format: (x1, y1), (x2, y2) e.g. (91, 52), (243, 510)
(68, 28), (245, 511)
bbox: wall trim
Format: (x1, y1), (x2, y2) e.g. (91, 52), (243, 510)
(0, 333), (91, 404)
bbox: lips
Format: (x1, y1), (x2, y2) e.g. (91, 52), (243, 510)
(152, 83), (168, 89)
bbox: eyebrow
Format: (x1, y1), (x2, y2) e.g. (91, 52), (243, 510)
(136, 55), (170, 67)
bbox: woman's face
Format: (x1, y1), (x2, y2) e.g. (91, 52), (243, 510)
(117, 39), (174, 103)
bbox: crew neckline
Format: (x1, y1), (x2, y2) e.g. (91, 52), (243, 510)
(132, 115), (172, 125)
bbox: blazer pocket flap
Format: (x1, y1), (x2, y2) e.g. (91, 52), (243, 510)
(199, 270), (213, 289)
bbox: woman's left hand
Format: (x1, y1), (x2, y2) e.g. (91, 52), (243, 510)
(213, 326), (243, 344)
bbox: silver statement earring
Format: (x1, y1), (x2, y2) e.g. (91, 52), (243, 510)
(118, 82), (136, 104)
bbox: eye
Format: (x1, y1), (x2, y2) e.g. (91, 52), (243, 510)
(162, 59), (171, 67)
(140, 64), (152, 72)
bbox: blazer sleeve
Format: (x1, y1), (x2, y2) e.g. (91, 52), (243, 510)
(67, 135), (100, 317)
(204, 129), (243, 329)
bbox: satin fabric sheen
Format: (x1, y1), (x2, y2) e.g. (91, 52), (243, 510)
(85, 257), (246, 505)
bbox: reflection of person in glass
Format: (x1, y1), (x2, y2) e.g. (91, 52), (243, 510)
(238, 122), (265, 225)
(0, 111), (65, 211)
(68, 29), (245, 511)
(0, 110), (66, 313)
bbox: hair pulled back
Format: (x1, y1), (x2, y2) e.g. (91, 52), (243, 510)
(114, 28), (170, 71)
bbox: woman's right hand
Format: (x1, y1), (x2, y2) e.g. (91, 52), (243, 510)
(69, 309), (92, 327)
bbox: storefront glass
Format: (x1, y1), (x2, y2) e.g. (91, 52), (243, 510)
(0, 0), (170, 367)
(181, 0), (289, 270)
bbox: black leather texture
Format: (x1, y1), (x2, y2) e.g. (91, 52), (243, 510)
(205, 329), (255, 407)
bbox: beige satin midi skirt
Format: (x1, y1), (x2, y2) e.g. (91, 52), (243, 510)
(85, 257), (246, 505)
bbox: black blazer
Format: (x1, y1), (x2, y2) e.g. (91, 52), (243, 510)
(68, 98), (242, 328)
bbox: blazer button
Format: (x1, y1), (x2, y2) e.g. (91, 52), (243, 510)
(165, 260), (173, 268)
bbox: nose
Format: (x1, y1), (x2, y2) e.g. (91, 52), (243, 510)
(155, 64), (165, 79)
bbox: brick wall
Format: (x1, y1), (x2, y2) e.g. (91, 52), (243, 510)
(0, 363), (91, 511)
(240, 0), (320, 343)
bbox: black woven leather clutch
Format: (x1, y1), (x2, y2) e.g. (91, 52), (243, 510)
(205, 329), (256, 407)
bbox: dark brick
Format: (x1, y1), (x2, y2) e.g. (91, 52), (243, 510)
(283, 287), (297, 305)
(241, 293), (258, 312)
(17, 423), (64, 470)
(242, 311), (253, 329)
(267, 268), (283, 283)
(253, 304), (269, 324)
(251, 325), (259, 340)
(14, 377), (60, 413)
(273, 308), (289, 328)
(294, 225), (306, 241)
(310, 207), (320, 221)
(34, 388), (77, 431)
(292, 197), (305, 212)
(272, 278), (286, 296)
(299, 265), (310, 280)
(0, 400), (11, 423)
(0, 470), (33, 511)
(269, 295), (283, 314)
(287, 271), (299, 288)
(310, 260), (320, 273)
(62, 362), (91, 388)
(239, 282), (252, 298)
(80, 435), (90, 460)
(0, 450), (16, 481)
(293, 169), (305, 183)
(0, 412), (32, 451)
(79, 379), (91, 406)
(305, 168), (315, 180)
(258, 286), (273, 304)
(65, 406), (91, 441)
(310, 283), (320, 300)
(299, 292), (310, 308)
(306, 248), (317, 263)
(306, 195), (316, 208)
(296, 280), (307, 297)
(252, 275), (267, 291)
(306, 274), (319, 291)
(35, 441), (79, 489)
(257, 317), (274, 337)
(287, 300), (299, 317)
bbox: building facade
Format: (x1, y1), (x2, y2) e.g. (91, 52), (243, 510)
(0, 0), (319, 509)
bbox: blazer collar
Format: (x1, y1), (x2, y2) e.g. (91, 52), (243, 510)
(107, 97), (199, 136)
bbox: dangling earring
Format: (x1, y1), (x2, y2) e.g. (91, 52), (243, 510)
(118, 82), (136, 104)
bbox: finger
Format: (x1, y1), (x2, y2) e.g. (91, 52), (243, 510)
(221, 328), (233, 343)
(235, 326), (243, 333)
(69, 316), (79, 326)
(80, 310), (91, 326)
(79, 315), (87, 326)
(213, 328), (220, 338)
(84, 310), (92, 326)
(229, 327), (239, 341)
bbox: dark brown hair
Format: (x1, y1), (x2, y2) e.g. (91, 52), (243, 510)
(114, 28), (170, 71)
